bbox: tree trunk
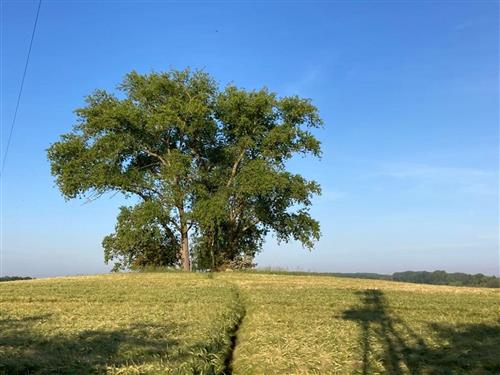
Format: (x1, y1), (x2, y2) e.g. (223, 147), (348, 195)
(180, 228), (190, 271)
(178, 203), (191, 271)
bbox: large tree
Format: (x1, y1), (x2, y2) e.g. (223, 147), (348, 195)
(48, 69), (323, 271)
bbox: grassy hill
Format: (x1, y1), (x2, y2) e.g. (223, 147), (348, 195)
(1, 272), (499, 374)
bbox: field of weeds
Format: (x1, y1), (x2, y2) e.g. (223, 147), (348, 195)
(1, 272), (499, 374)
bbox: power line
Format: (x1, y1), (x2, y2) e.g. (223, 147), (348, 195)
(1, 0), (42, 175)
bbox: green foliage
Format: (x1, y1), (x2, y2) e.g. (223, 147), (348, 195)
(0, 276), (33, 282)
(192, 86), (322, 270)
(47, 68), (323, 271)
(102, 201), (179, 271)
(393, 270), (499, 288)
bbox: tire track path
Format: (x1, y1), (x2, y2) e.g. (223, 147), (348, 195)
(222, 282), (246, 375)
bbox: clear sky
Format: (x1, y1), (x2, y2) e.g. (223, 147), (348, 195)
(1, 0), (498, 277)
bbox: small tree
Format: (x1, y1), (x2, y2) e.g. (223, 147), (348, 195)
(48, 69), (323, 271)
(102, 201), (179, 271)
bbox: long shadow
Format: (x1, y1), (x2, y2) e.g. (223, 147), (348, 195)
(0, 314), (183, 374)
(342, 289), (500, 374)
(427, 323), (500, 374)
(343, 290), (422, 374)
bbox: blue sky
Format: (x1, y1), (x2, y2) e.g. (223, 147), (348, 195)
(1, 1), (498, 277)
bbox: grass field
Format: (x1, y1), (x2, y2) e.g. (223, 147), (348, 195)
(0, 273), (242, 374)
(1, 272), (499, 374)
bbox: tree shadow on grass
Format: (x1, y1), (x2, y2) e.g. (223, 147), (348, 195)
(426, 322), (500, 374)
(342, 290), (500, 374)
(0, 314), (183, 374)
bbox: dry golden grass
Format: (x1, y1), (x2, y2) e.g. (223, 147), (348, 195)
(0, 272), (242, 374)
(218, 272), (500, 374)
(1, 271), (499, 374)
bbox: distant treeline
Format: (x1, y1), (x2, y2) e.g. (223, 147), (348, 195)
(253, 269), (499, 288)
(0, 276), (33, 282)
(329, 270), (499, 288)
(391, 271), (499, 288)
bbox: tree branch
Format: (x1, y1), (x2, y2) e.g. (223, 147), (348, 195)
(242, 219), (260, 232)
(143, 149), (168, 166)
(160, 221), (179, 245)
(226, 149), (246, 188)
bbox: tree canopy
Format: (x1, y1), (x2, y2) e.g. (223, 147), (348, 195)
(47, 69), (323, 271)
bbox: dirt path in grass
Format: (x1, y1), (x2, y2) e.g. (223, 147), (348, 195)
(222, 282), (246, 375)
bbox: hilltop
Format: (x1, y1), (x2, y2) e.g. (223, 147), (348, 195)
(0, 272), (499, 374)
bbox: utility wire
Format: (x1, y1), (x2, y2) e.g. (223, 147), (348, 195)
(1, 0), (42, 175)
